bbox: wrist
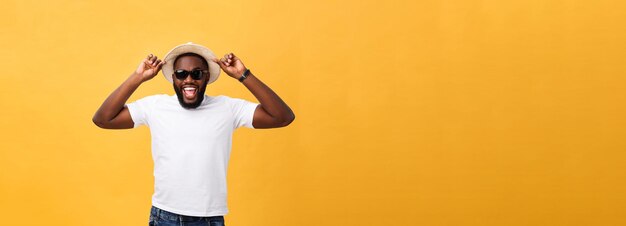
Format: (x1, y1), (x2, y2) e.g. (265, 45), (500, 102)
(238, 69), (251, 82)
(130, 72), (145, 84)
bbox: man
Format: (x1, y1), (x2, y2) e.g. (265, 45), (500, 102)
(92, 42), (295, 226)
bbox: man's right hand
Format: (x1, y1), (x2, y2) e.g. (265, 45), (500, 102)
(93, 54), (164, 129)
(135, 54), (165, 82)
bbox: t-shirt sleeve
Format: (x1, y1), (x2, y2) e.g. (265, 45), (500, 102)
(226, 96), (259, 129)
(125, 95), (157, 128)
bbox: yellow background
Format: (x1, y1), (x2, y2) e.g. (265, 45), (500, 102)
(1, 0), (625, 225)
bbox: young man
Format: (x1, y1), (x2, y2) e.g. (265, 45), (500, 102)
(92, 42), (295, 226)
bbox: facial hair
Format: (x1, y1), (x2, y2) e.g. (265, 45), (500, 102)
(173, 82), (207, 109)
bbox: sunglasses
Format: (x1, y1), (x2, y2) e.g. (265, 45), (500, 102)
(174, 69), (208, 80)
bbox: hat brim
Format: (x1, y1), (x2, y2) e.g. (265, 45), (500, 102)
(162, 42), (221, 84)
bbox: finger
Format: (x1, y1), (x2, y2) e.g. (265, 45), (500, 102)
(156, 61), (165, 71)
(212, 58), (226, 69)
(226, 53), (241, 64)
(220, 57), (229, 66)
(154, 59), (161, 66)
(144, 55), (152, 65)
(212, 58), (220, 64)
(230, 53), (240, 61)
(219, 60), (228, 68)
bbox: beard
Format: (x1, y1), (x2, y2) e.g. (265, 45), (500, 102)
(173, 82), (207, 109)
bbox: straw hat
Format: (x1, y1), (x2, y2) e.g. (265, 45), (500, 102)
(162, 42), (221, 84)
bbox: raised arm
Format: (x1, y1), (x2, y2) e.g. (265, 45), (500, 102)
(92, 54), (164, 129)
(213, 53), (295, 129)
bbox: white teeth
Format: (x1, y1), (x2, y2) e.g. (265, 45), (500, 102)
(183, 87), (196, 91)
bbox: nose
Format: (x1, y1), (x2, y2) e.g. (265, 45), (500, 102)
(184, 73), (194, 82)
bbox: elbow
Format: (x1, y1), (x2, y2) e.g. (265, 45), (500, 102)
(92, 118), (104, 128)
(92, 116), (107, 129)
(278, 112), (295, 127)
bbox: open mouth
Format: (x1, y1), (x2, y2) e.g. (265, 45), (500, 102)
(182, 85), (198, 100)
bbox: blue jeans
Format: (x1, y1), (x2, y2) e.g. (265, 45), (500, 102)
(149, 206), (225, 226)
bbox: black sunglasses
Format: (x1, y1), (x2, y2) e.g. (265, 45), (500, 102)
(174, 69), (208, 80)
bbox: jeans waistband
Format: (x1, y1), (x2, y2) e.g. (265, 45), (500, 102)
(151, 206), (224, 222)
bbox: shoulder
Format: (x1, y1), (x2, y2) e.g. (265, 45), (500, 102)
(212, 95), (239, 105)
(129, 94), (171, 107)
(212, 95), (254, 107)
(213, 95), (232, 101)
(212, 95), (258, 115)
(140, 94), (170, 101)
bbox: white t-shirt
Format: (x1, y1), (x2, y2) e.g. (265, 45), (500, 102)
(126, 94), (258, 217)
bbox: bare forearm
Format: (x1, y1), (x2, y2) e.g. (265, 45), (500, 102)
(213, 52), (294, 127)
(242, 73), (294, 123)
(92, 73), (143, 124)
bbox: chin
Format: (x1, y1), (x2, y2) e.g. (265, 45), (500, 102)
(177, 96), (204, 109)
(174, 86), (205, 109)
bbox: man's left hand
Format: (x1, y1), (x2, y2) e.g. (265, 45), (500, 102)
(213, 53), (247, 80)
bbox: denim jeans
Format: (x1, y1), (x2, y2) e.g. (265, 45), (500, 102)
(149, 206), (225, 226)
